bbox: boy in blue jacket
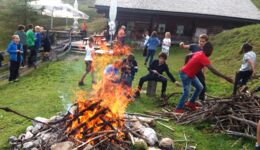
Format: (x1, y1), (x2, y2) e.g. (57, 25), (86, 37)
(145, 31), (160, 66)
(7, 35), (23, 82)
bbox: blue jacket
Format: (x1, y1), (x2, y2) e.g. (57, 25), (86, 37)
(146, 37), (160, 51)
(35, 32), (42, 49)
(6, 41), (23, 62)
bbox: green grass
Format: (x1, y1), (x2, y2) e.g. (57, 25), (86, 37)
(252, 0), (260, 9)
(0, 49), (255, 150)
(1, 24), (260, 149)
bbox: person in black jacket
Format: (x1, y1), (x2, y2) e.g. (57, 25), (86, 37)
(134, 52), (180, 98)
(121, 54), (138, 87)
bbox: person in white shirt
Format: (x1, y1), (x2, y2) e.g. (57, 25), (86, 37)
(233, 43), (256, 95)
(161, 32), (172, 56)
(143, 30), (150, 57)
(79, 37), (96, 86)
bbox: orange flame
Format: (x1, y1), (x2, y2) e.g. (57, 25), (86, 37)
(66, 42), (133, 144)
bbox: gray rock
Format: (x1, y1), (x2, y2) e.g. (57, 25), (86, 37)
(23, 142), (34, 149)
(32, 117), (50, 126)
(49, 115), (64, 123)
(18, 134), (25, 141)
(9, 136), (18, 145)
(50, 141), (75, 150)
(31, 124), (42, 135)
(26, 126), (34, 132)
(24, 131), (34, 140)
(159, 138), (174, 150)
(33, 139), (42, 146)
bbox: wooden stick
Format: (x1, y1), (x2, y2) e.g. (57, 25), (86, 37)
(0, 107), (55, 129)
(157, 121), (175, 132)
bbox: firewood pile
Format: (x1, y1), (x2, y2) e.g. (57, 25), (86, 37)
(146, 93), (260, 140)
(6, 102), (175, 150)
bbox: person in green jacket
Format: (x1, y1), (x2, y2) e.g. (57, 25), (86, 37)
(26, 24), (36, 68)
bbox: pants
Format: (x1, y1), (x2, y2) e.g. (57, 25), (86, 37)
(177, 72), (203, 109)
(196, 71), (206, 101)
(28, 46), (36, 66)
(121, 72), (134, 87)
(233, 70), (253, 95)
(22, 45), (28, 66)
(138, 73), (167, 95)
(145, 50), (155, 65)
(9, 61), (20, 81)
(143, 46), (148, 57)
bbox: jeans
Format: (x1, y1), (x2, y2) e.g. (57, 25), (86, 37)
(233, 70), (253, 95)
(196, 70), (206, 101)
(9, 61), (20, 81)
(145, 50), (155, 65)
(177, 72), (203, 109)
(138, 73), (167, 95)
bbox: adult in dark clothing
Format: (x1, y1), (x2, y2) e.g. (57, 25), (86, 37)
(0, 52), (4, 67)
(42, 29), (51, 61)
(121, 54), (138, 87)
(6, 35), (23, 82)
(179, 34), (208, 101)
(15, 25), (27, 66)
(135, 53), (180, 98)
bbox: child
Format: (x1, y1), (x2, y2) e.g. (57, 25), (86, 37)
(121, 54), (138, 87)
(15, 25), (27, 67)
(175, 42), (233, 114)
(135, 52), (180, 98)
(145, 31), (160, 66)
(7, 35), (23, 82)
(179, 34), (208, 53)
(162, 32), (171, 56)
(233, 43), (256, 95)
(179, 34), (209, 102)
(26, 24), (36, 67)
(78, 37), (96, 86)
(143, 30), (149, 57)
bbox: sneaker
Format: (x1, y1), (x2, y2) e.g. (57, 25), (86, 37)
(14, 79), (19, 82)
(195, 101), (203, 107)
(175, 109), (184, 114)
(78, 81), (84, 86)
(185, 102), (197, 111)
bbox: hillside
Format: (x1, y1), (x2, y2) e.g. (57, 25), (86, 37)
(211, 24), (260, 89)
(252, 0), (260, 9)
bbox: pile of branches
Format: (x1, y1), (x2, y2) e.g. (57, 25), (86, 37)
(146, 94), (260, 140)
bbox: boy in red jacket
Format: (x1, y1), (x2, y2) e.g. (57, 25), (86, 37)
(175, 42), (233, 114)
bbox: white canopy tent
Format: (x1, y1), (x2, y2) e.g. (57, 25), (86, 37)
(29, 0), (89, 29)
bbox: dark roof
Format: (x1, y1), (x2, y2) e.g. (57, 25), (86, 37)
(95, 0), (260, 21)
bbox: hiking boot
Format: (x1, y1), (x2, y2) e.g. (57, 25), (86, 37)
(78, 81), (84, 86)
(144, 62), (147, 66)
(185, 102), (197, 111)
(175, 109), (184, 114)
